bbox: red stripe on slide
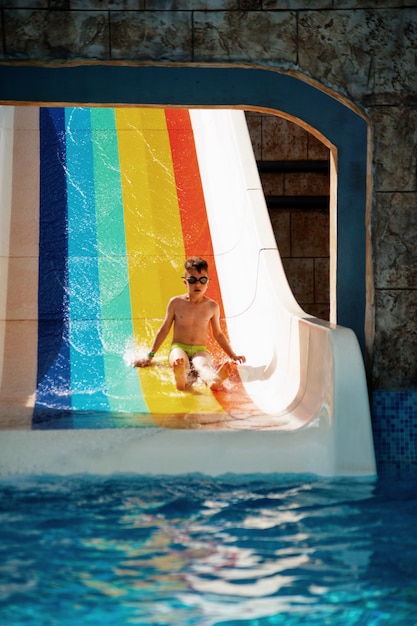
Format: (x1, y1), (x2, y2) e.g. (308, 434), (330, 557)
(165, 109), (261, 418)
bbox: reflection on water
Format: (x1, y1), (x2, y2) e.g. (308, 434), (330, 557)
(1, 474), (417, 625)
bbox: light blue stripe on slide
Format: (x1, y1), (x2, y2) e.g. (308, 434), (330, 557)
(90, 108), (148, 413)
(65, 107), (109, 412)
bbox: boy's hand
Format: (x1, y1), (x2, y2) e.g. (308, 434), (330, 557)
(133, 356), (153, 367)
(232, 355), (246, 364)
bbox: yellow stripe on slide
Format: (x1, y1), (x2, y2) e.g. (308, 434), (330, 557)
(115, 109), (224, 416)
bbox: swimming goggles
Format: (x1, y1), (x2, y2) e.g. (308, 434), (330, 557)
(183, 276), (209, 284)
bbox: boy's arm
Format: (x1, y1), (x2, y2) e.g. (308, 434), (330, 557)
(134, 298), (176, 367)
(210, 302), (246, 364)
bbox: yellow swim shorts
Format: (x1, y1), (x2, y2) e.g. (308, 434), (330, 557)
(170, 342), (208, 359)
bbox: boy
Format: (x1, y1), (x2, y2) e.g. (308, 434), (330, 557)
(134, 257), (246, 391)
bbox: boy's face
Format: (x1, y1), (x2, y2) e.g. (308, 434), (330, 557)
(183, 267), (209, 296)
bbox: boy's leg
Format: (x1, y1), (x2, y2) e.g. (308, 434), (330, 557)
(192, 352), (233, 390)
(210, 361), (235, 391)
(169, 346), (191, 391)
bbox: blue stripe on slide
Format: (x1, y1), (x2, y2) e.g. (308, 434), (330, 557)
(65, 108), (109, 413)
(33, 108), (72, 424)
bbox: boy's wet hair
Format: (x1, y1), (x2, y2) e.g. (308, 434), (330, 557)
(184, 257), (208, 273)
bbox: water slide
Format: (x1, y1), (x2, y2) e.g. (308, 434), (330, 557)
(0, 106), (376, 476)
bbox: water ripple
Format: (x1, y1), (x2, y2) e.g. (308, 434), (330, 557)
(0, 475), (416, 625)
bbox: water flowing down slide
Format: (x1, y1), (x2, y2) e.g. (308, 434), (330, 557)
(0, 106), (376, 476)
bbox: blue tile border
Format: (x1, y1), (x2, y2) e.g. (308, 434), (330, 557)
(372, 390), (417, 473)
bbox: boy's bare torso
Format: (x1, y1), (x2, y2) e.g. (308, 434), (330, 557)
(132, 258), (245, 381)
(171, 295), (217, 346)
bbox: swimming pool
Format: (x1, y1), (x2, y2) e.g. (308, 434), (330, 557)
(1, 473), (416, 625)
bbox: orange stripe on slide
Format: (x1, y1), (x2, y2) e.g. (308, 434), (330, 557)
(165, 108), (225, 356)
(165, 109), (261, 418)
(164, 111), (223, 307)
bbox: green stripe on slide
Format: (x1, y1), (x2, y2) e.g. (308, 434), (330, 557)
(90, 107), (148, 413)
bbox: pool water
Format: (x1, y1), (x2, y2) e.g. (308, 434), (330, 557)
(1, 474), (417, 625)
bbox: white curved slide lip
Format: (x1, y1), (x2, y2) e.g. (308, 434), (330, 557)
(190, 109), (376, 474)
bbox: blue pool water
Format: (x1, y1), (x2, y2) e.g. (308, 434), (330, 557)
(1, 473), (417, 625)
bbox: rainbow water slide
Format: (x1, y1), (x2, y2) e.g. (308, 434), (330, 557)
(0, 106), (376, 476)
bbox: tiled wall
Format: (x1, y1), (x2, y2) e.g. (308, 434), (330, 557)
(372, 391), (417, 473)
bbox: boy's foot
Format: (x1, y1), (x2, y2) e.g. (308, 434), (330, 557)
(173, 357), (187, 391)
(210, 361), (235, 391)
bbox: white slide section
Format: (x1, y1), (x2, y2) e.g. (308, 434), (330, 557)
(190, 109), (376, 474)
